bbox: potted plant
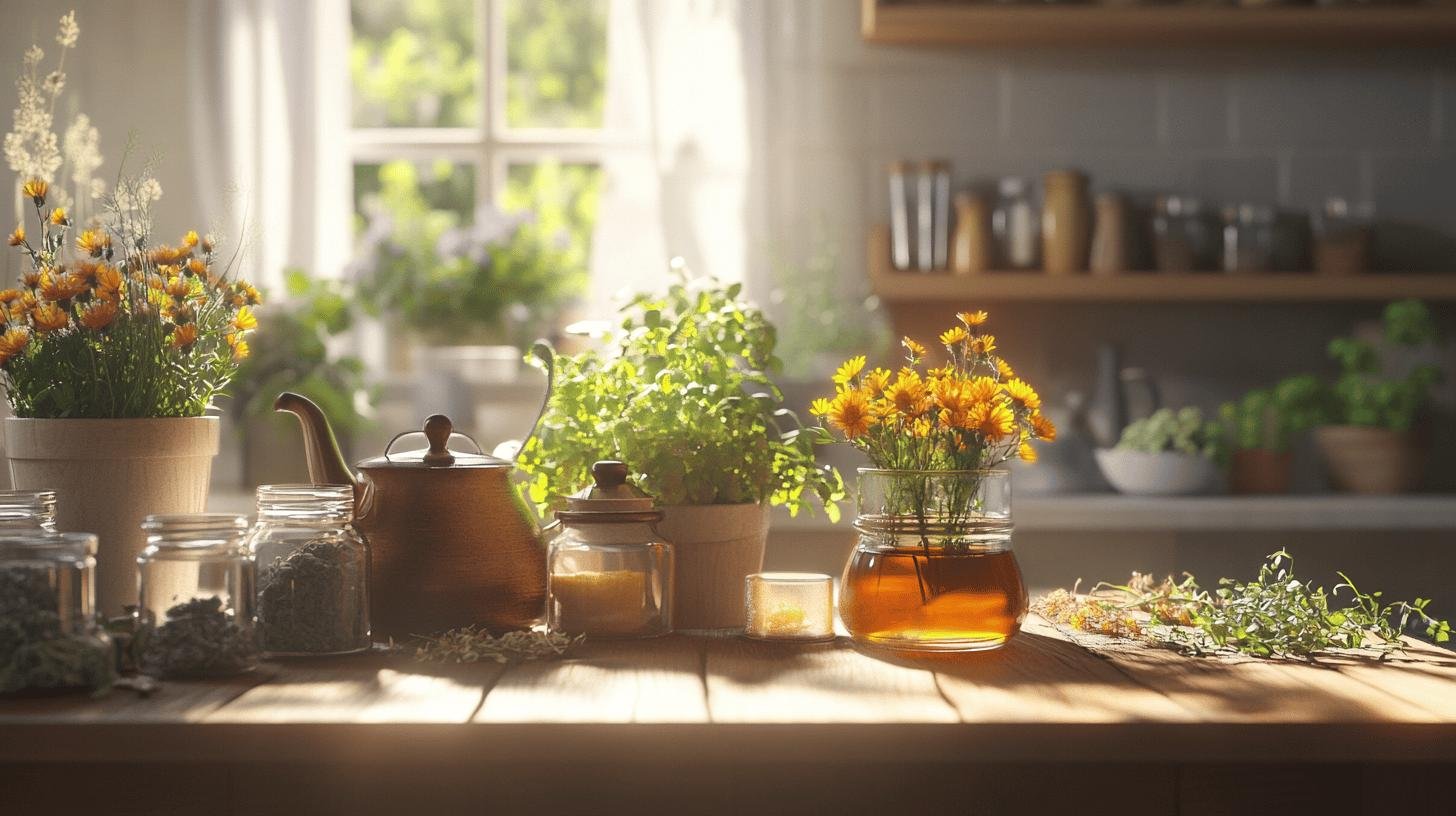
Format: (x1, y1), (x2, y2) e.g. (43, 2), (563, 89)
(1314, 299), (1442, 494)
(2, 12), (259, 615)
(517, 271), (845, 631)
(1095, 407), (1226, 496)
(1220, 375), (1325, 495)
(230, 269), (373, 487)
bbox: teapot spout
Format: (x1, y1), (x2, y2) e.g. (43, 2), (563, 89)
(274, 392), (360, 490)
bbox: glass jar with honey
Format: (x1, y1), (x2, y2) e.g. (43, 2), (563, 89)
(839, 468), (1026, 653)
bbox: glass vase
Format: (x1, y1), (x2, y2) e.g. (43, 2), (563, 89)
(839, 469), (1027, 653)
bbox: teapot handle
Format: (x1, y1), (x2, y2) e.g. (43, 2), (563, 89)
(519, 341), (556, 460)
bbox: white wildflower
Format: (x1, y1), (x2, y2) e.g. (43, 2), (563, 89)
(44, 71), (65, 96)
(57, 12), (80, 49)
(62, 114), (101, 185)
(138, 177), (163, 202)
(22, 46), (43, 67)
(88, 178), (106, 200)
(113, 185), (135, 212)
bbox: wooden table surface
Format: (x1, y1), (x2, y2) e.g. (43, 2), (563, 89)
(5, 615), (1455, 815)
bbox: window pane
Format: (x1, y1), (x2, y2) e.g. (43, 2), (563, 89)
(503, 0), (608, 129)
(351, 0), (478, 128)
(353, 159), (475, 239)
(503, 161), (603, 281)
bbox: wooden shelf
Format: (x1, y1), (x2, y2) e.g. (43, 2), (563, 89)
(868, 225), (1456, 303)
(861, 0), (1456, 48)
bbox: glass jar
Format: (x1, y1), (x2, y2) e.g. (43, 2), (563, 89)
(1222, 204), (1276, 274)
(840, 469), (1026, 653)
(992, 177), (1040, 270)
(0, 490), (58, 531)
(0, 532), (113, 693)
(1313, 197), (1372, 276)
(547, 461), (673, 639)
(247, 484), (370, 657)
(1153, 196), (1219, 273)
(136, 514), (258, 678)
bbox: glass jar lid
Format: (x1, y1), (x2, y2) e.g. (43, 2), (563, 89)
(557, 461), (661, 522)
(0, 531), (97, 565)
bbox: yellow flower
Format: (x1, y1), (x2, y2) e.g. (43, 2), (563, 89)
(958, 310), (989, 327)
(185, 257), (208, 278)
(165, 277), (192, 300)
(810, 397), (833, 417)
(7, 225), (23, 247)
(39, 271), (85, 302)
(901, 337), (926, 358)
(0, 290), (21, 305)
(21, 271), (41, 289)
(182, 230), (200, 249)
(21, 179), (47, 206)
(233, 305), (259, 332)
(862, 367), (891, 395)
(234, 282), (262, 306)
(149, 245), (184, 266)
(833, 355), (866, 386)
(996, 358), (1015, 379)
(77, 229), (110, 257)
(231, 338), (250, 361)
(969, 401), (1015, 443)
(969, 334), (998, 355)
(79, 300), (118, 331)
(884, 370), (929, 418)
(48, 207), (69, 226)
(1018, 440), (1038, 463)
(909, 417), (932, 439)
(939, 326), (969, 346)
(932, 378), (973, 414)
(94, 264), (122, 296)
(966, 376), (999, 405)
(827, 389), (873, 439)
(1031, 413), (1058, 442)
(31, 302), (70, 332)
(1003, 378), (1041, 413)
(170, 323), (198, 349)
(0, 327), (29, 365)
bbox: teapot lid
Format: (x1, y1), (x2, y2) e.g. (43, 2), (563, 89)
(358, 415), (512, 470)
(557, 461), (660, 520)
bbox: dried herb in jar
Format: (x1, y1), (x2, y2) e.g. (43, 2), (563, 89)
(257, 539), (366, 654)
(139, 596), (257, 678)
(0, 566), (113, 694)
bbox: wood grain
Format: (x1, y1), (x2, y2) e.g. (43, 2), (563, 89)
(475, 636), (708, 723)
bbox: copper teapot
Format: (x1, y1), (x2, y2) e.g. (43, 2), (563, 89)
(274, 392), (547, 639)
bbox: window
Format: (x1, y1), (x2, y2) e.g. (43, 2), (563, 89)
(347, 0), (610, 330)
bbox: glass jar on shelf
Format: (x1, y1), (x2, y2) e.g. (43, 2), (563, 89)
(1222, 204), (1276, 274)
(247, 484), (370, 657)
(0, 532), (113, 693)
(1313, 197), (1373, 276)
(136, 514), (257, 678)
(0, 490), (58, 532)
(992, 177), (1040, 271)
(1153, 196), (1219, 273)
(547, 460), (673, 639)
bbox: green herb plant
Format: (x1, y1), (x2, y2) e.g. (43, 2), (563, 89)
(1219, 374), (1327, 452)
(517, 269), (845, 519)
(412, 627), (582, 665)
(1115, 407), (1226, 464)
(1326, 299), (1442, 431)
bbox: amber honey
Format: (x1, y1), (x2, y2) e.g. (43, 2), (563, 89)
(840, 545), (1027, 652)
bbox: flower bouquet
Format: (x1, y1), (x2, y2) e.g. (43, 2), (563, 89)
(814, 310), (1056, 652)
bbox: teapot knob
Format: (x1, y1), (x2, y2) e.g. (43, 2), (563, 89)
(591, 460), (629, 488)
(422, 414), (456, 467)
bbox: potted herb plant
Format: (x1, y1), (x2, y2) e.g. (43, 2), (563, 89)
(1094, 407), (1226, 496)
(517, 271), (845, 631)
(1314, 299), (1442, 494)
(1220, 375), (1325, 495)
(2, 12), (259, 615)
(230, 270), (373, 487)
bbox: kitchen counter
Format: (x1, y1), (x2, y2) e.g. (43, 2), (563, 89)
(5, 617), (1455, 814)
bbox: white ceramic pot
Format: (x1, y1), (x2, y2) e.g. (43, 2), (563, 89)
(656, 502), (771, 632)
(5, 416), (220, 616)
(1094, 449), (1223, 496)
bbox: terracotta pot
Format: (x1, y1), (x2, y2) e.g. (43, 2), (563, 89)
(5, 416), (220, 616)
(656, 502), (770, 632)
(1314, 425), (1424, 495)
(1230, 449), (1293, 495)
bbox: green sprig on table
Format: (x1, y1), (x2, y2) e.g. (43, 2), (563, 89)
(412, 627), (583, 665)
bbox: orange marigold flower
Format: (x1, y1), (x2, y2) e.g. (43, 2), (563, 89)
(48, 207), (69, 226)
(77, 229), (111, 257)
(885, 370), (929, 418)
(958, 310), (989, 327)
(235, 282), (262, 306)
(1030, 413), (1058, 442)
(0, 327), (30, 365)
(0, 289), (23, 305)
(94, 264), (122, 293)
(149, 245), (183, 266)
(170, 323), (199, 349)
(32, 303), (70, 332)
(969, 402), (1015, 443)
(79, 300), (118, 331)
(21, 179), (47, 206)
(165, 277), (192, 300)
(1003, 378), (1041, 413)
(939, 326), (969, 346)
(186, 257), (208, 278)
(827, 389), (874, 439)
(21, 271), (41, 289)
(7, 225), (23, 247)
(40, 271), (85, 302)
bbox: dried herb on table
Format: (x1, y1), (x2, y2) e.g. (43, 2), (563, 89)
(1037, 550), (1452, 660)
(0, 567), (113, 695)
(257, 540), (366, 654)
(412, 627), (583, 665)
(139, 596), (257, 678)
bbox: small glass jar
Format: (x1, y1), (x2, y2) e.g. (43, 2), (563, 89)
(136, 514), (258, 678)
(1223, 204), (1276, 274)
(1153, 196), (1219, 273)
(1313, 197), (1373, 276)
(0, 532), (113, 693)
(745, 572), (835, 642)
(992, 176), (1040, 270)
(0, 490), (58, 531)
(547, 461), (673, 639)
(247, 484), (370, 656)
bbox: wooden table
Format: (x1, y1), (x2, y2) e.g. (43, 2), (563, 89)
(4, 616), (1455, 815)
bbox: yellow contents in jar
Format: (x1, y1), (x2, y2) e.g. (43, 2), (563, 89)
(551, 570), (652, 636)
(763, 604), (808, 635)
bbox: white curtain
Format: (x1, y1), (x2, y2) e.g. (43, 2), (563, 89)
(588, 0), (766, 315)
(186, 0), (350, 291)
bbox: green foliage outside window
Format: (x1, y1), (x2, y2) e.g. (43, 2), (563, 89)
(351, 0), (478, 128)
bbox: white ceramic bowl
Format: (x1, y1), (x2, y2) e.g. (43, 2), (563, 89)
(1094, 449), (1224, 496)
